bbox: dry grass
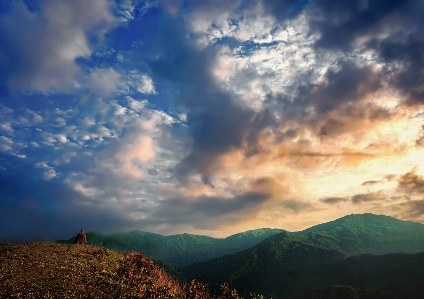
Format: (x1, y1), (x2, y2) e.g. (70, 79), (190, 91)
(0, 242), (243, 299)
(0, 242), (183, 298)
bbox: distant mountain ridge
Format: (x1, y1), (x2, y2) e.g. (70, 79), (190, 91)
(57, 214), (424, 268)
(182, 231), (348, 295)
(295, 213), (424, 255)
(57, 228), (284, 267)
(182, 213), (424, 298)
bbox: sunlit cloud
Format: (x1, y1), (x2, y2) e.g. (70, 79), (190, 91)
(1, 0), (424, 240)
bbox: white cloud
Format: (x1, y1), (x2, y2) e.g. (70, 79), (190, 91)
(0, 106), (13, 115)
(85, 68), (122, 97)
(185, 0), (242, 48)
(138, 74), (157, 95)
(0, 123), (13, 134)
(35, 162), (58, 180)
(158, 0), (183, 16)
(0, 0), (116, 92)
(230, 13), (276, 43)
(124, 71), (157, 95)
(56, 135), (69, 144)
(64, 107), (185, 208)
(97, 125), (114, 138)
(206, 13), (323, 112)
(179, 113), (187, 122)
(0, 136), (26, 155)
(54, 108), (73, 116)
(54, 117), (66, 126)
(65, 179), (103, 198)
(42, 168), (57, 180)
(115, 0), (136, 22)
(83, 117), (96, 127)
(114, 104), (128, 116)
(25, 109), (44, 124)
(42, 135), (57, 147)
(0, 136), (13, 152)
(127, 97), (148, 112)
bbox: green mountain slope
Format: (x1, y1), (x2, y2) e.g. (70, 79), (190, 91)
(295, 213), (424, 255)
(184, 247), (424, 299)
(292, 252), (424, 299)
(57, 228), (284, 267)
(182, 232), (346, 295)
(182, 214), (424, 298)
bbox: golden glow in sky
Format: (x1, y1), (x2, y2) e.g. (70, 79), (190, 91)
(1, 0), (424, 240)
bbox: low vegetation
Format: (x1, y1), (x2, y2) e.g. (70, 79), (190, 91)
(0, 242), (245, 298)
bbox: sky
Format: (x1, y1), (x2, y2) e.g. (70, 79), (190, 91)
(1, 0), (424, 241)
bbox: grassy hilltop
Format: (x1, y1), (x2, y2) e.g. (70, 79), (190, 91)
(0, 242), (242, 299)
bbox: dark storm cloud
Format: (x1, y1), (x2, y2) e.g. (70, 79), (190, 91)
(265, 60), (385, 139)
(160, 0), (308, 22)
(320, 197), (348, 204)
(384, 174), (397, 182)
(286, 149), (374, 158)
(181, 0), (424, 108)
(398, 200), (424, 218)
(260, 0), (309, 21)
(154, 0), (317, 177)
(361, 180), (379, 186)
(277, 199), (311, 213)
(351, 191), (386, 204)
(152, 192), (269, 225)
(415, 125), (424, 146)
(361, 173), (399, 187)
(183, 0), (242, 14)
(154, 0), (424, 181)
(249, 176), (310, 213)
(310, 0), (408, 52)
(308, 0), (424, 104)
(371, 21), (424, 103)
(315, 105), (392, 138)
(148, 13), (277, 182)
(311, 61), (381, 113)
(398, 168), (424, 194)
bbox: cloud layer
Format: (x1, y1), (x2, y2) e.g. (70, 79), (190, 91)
(1, 0), (424, 241)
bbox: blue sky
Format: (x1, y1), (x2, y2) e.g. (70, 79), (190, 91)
(1, 0), (424, 241)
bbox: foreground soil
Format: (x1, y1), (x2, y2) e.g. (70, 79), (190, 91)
(0, 242), (188, 298)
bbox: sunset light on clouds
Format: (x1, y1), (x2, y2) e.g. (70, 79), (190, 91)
(1, 0), (424, 241)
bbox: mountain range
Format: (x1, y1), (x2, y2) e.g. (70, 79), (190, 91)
(294, 213), (424, 255)
(57, 213), (424, 298)
(182, 213), (424, 298)
(57, 228), (284, 267)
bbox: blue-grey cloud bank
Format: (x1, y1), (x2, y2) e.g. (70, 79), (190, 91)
(1, 0), (424, 241)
